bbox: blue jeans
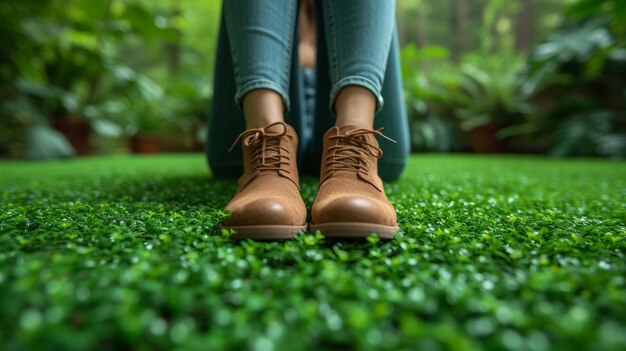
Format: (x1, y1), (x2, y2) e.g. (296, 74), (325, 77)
(223, 0), (394, 111)
(208, 0), (409, 181)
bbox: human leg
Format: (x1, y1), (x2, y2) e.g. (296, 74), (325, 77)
(310, 0), (399, 239)
(207, 6), (308, 178)
(219, 0), (306, 239)
(242, 89), (284, 128)
(222, 0), (298, 125)
(334, 86), (376, 129)
(322, 0), (394, 117)
(307, 4), (408, 182)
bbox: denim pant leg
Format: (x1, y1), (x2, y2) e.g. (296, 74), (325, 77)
(321, 0), (395, 111)
(306, 1), (408, 181)
(208, 1), (408, 180)
(207, 4), (306, 178)
(222, 0), (297, 109)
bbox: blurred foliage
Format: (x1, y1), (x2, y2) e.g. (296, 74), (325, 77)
(0, 0), (220, 155)
(401, 45), (528, 151)
(505, 0), (626, 157)
(2, 0), (624, 157)
(397, 0), (567, 57)
(454, 53), (529, 131)
(400, 0), (626, 157)
(401, 44), (463, 152)
(399, 0), (546, 152)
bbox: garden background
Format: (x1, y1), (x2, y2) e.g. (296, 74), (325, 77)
(1, 0), (624, 158)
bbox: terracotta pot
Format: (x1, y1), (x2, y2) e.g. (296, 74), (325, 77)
(53, 118), (91, 155)
(192, 122), (205, 152)
(469, 123), (505, 153)
(131, 133), (161, 154)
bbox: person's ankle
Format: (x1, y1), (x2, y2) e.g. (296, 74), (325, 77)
(242, 89), (285, 129)
(245, 116), (285, 129)
(333, 86), (376, 129)
(334, 118), (372, 130)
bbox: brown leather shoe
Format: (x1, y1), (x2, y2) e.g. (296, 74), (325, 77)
(221, 122), (307, 239)
(310, 125), (399, 239)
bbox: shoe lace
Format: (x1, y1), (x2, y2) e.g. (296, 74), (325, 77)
(324, 127), (396, 176)
(228, 122), (291, 173)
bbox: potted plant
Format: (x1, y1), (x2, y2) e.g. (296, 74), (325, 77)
(12, 10), (116, 156)
(130, 109), (168, 154)
(148, 78), (212, 152)
(501, 14), (626, 157)
(400, 44), (466, 152)
(453, 54), (531, 153)
(6, 0), (179, 157)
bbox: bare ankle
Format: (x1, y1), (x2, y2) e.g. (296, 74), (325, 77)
(243, 89), (285, 129)
(334, 86), (376, 129)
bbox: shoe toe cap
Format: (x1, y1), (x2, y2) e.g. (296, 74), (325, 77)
(312, 196), (396, 226)
(224, 198), (305, 226)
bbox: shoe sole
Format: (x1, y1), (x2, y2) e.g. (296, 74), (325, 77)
(309, 222), (399, 240)
(221, 224), (307, 240)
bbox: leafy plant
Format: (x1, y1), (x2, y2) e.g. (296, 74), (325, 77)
(522, 20), (616, 95)
(566, 0), (626, 45)
(454, 54), (530, 131)
(401, 44), (465, 152)
(1, 0), (197, 154)
(504, 0), (626, 157)
(401, 44), (530, 151)
(85, 70), (168, 136)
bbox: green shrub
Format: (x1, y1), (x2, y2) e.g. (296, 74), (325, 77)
(505, 0), (626, 157)
(401, 45), (530, 151)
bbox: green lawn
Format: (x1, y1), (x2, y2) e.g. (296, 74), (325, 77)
(1, 154), (625, 351)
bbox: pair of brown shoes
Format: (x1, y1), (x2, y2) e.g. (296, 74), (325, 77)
(221, 122), (399, 240)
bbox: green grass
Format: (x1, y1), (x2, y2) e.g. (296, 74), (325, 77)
(1, 154), (625, 351)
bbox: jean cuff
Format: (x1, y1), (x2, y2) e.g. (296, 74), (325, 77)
(329, 76), (384, 114)
(235, 79), (291, 112)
